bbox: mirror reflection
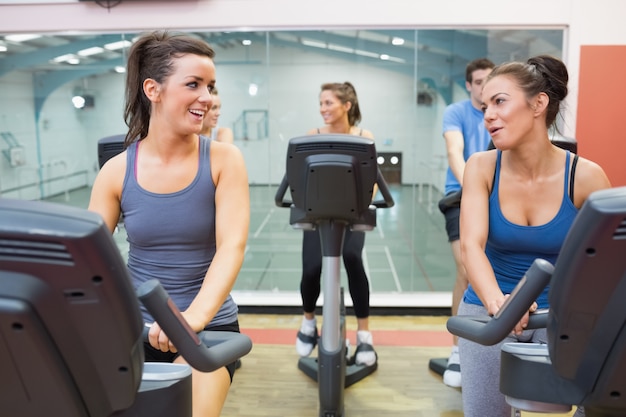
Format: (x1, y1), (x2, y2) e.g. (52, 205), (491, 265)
(0, 28), (563, 307)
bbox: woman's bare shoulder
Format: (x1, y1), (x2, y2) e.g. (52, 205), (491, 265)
(466, 150), (497, 178)
(217, 127), (234, 143)
(210, 138), (243, 159)
(99, 150), (127, 178)
(468, 149), (496, 163)
(572, 156), (612, 204)
(359, 128), (374, 140)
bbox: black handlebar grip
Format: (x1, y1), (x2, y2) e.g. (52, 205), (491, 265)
(274, 175), (292, 208)
(371, 168), (395, 208)
(137, 279), (252, 372)
(446, 258), (554, 346)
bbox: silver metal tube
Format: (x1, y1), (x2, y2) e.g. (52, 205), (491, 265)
(321, 255), (342, 352)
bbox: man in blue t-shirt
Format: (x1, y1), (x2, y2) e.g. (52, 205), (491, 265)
(439, 57), (494, 388)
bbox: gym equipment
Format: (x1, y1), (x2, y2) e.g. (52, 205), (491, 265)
(429, 135), (580, 379)
(98, 134), (126, 169)
(275, 134), (394, 417)
(446, 186), (626, 417)
(0, 198), (252, 417)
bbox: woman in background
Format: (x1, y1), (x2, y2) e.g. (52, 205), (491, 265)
(200, 87), (234, 143)
(296, 81), (378, 367)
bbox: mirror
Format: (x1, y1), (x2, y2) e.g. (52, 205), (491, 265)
(0, 28), (564, 308)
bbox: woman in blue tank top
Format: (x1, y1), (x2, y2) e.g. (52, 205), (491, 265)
(88, 31), (249, 417)
(458, 56), (611, 417)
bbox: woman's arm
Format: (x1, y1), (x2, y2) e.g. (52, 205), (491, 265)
(462, 151), (540, 334)
(444, 130), (466, 186)
(182, 142), (250, 331)
(460, 151), (505, 315)
(87, 152), (125, 232)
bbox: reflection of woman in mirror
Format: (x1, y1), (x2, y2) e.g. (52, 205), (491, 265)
(200, 88), (234, 143)
(296, 81), (377, 367)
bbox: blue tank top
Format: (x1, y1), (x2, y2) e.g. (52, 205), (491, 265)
(463, 150), (578, 309)
(121, 136), (238, 327)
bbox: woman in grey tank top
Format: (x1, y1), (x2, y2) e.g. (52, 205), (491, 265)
(88, 31), (250, 417)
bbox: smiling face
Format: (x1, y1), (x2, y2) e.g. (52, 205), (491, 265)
(152, 53), (216, 135)
(319, 89), (350, 125)
(481, 74), (537, 150)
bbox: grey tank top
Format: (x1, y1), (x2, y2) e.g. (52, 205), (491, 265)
(121, 136), (238, 328)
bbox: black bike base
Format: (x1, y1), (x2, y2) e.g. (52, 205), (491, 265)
(428, 357), (447, 377)
(298, 357), (378, 388)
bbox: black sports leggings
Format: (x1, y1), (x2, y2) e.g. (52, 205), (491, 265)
(300, 229), (370, 318)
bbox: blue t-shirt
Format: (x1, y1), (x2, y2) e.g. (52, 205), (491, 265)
(463, 151), (579, 309)
(442, 99), (492, 194)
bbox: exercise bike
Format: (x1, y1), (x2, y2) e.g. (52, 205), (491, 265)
(0, 197), (253, 417)
(447, 186), (626, 417)
(275, 134), (394, 417)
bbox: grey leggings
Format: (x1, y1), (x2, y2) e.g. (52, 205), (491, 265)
(457, 301), (548, 417)
(458, 301), (586, 417)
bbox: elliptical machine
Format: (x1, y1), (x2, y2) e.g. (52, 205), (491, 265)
(275, 134), (394, 417)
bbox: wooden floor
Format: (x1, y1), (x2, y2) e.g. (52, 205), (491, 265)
(222, 314), (577, 417)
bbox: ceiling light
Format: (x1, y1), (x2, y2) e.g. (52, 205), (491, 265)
(5, 34), (41, 43)
(354, 49), (379, 59)
(386, 56), (406, 64)
(301, 39), (327, 49)
(52, 54), (76, 63)
(328, 44), (354, 54)
(72, 95), (86, 109)
(114, 66), (126, 73)
(391, 37), (405, 46)
(104, 40), (132, 51)
(0, 45), (7, 53)
(380, 54), (390, 61)
(78, 46), (105, 57)
(242, 39), (252, 46)
(67, 57), (80, 65)
(248, 83), (258, 96)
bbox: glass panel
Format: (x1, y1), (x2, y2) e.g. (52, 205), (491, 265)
(0, 28), (563, 307)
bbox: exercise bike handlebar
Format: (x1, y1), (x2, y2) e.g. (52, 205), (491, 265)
(137, 279), (253, 372)
(371, 169), (395, 208)
(274, 174), (291, 208)
(446, 258), (553, 346)
(274, 168), (395, 209)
